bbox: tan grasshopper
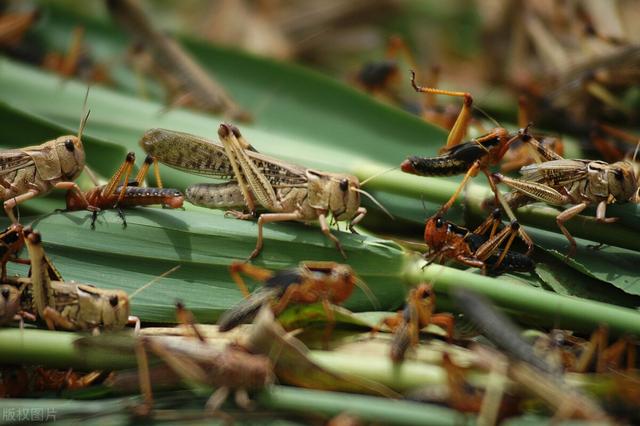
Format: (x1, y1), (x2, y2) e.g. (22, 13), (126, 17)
(141, 124), (385, 259)
(0, 98), (92, 224)
(107, 0), (251, 122)
(492, 138), (638, 256)
(134, 302), (273, 415)
(8, 227), (137, 332)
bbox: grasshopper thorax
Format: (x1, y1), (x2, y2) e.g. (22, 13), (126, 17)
(608, 161), (638, 203)
(53, 135), (86, 181)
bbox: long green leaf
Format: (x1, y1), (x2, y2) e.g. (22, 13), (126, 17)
(4, 209), (406, 322)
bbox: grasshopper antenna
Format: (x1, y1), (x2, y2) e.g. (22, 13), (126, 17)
(473, 104), (501, 130)
(176, 300), (206, 342)
(352, 188), (394, 220)
(129, 265), (181, 299)
(360, 166), (398, 187)
(355, 276), (380, 310)
(78, 86), (91, 141)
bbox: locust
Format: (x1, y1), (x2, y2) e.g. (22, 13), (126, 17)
(7, 227), (137, 332)
(378, 284), (454, 363)
(217, 261), (372, 345)
(424, 209), (534, 275)
(135, 303), (273, 415)
(0, 94), (91, 224)
(141, 124), (383, 259)
(107, 0), (251, 122)
(492, 137), (639, 256)
(64, 151), (184, 229)
(400, 71), (538, 252)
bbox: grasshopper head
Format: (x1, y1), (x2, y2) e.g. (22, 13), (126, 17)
(53, 135), (86, 180)
(423, 215), (448, 250)
(306, 171), (361, 221)
(103, 290), (131, 330)
(608, 161), (638, 203)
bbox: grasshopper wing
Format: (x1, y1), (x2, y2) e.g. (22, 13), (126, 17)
(141, 129), (236, 179)
(141, 128), (307, 186)
(0, 149), (35, 176)
(519, 159), (589, 186)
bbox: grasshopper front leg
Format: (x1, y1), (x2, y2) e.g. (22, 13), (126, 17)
(318, 212), (346, 258)
(348, 207), (367, 234)
(250, 211), (304, 260)
(4, 188), (39, 223)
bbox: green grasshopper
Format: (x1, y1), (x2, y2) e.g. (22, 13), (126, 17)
(141, 124), (388, 259)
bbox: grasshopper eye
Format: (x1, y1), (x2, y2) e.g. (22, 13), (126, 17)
(435, 217), (444, 228)
(109, 295), (119, 307)
(1, 288), (9, 299)
(64, 139), (75, 152)
(339, 179), (349, 192)
(613, 169), (624, 180)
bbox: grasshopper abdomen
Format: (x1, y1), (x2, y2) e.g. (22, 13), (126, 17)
(401, 155), (472, 176)
(186, 182), (246, 209)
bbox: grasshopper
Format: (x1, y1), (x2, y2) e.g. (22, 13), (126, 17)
(107, 0), (251, 122)
(12, 228), (136, 332)
(492, 138), (639, 256)
(378, 284), (454, 363)
(141, 124), (381, 259)
(135, 303), (273, 415)
(0, 95), (92, 224)
(64, 151), (184, 229)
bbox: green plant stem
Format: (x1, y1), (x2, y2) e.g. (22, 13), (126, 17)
(354, 164), (640, 252)
(258, 386), (472, 426)
(404, 260), (640, 335)
(0, 329), (135, 370)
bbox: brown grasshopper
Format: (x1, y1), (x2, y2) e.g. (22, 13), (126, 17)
(0, 96), (92, 224)
(492, 138), (638, 256)
(141, 124), (384, 259)
(107, 0), (251, 122)
(11, 228), (137, 332)
(135, 303), (273, 415)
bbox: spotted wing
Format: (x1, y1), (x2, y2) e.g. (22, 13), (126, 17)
(0, 149), (35, 176)
(519, 159), (589, 186)
(140, 129), (307, 186)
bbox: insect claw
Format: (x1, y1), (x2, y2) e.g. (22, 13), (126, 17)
(117, 208), (127, 228)
(90, 211), (98, 230)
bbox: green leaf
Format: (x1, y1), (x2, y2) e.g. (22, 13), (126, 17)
(4, 209), (406, 323)
(530, 228), (640, 297)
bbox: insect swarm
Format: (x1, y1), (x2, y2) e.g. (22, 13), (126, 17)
(64, 151), (184, 228)
(140, 124), (385, 259)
